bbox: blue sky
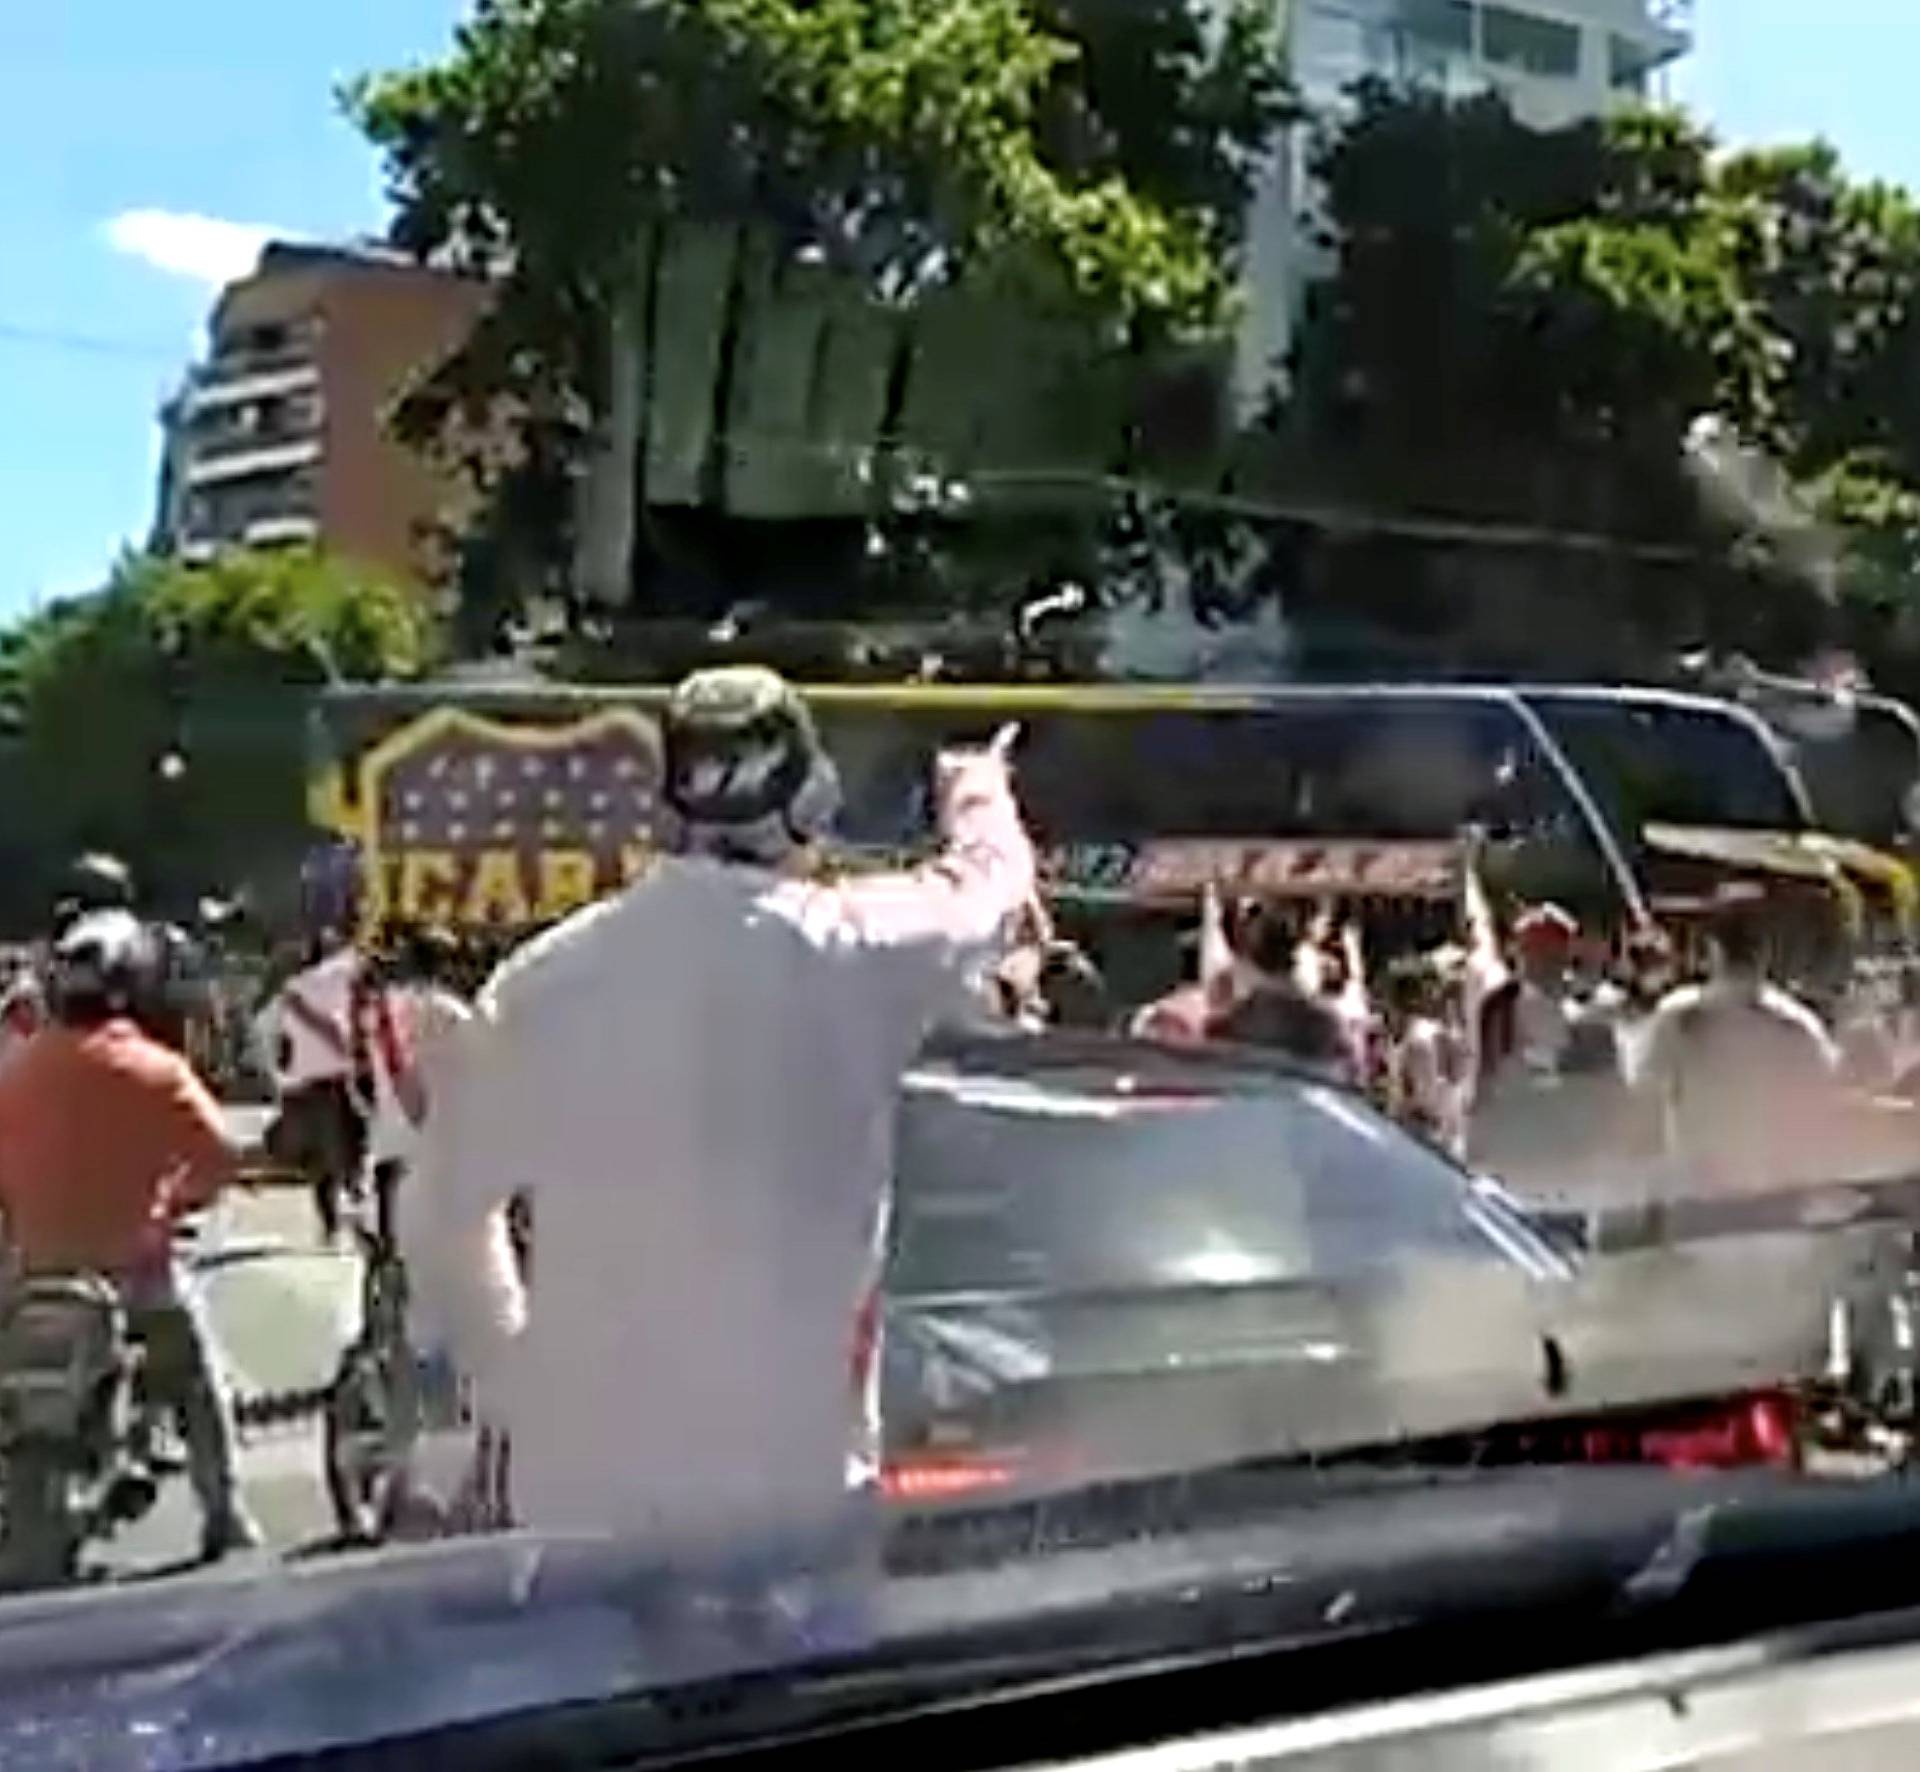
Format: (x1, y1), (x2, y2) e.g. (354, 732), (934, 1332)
(0, 0), (1912, 620)
(0, 2), (463, 616)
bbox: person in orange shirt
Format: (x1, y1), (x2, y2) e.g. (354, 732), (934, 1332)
(0, 911), (259, 1560)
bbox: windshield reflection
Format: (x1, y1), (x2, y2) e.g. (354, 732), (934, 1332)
(18, 0), (1920, 1760)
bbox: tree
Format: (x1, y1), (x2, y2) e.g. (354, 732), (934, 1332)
(348, 0), (1289, 625)
(1296, 91), (1773, 465)
(1716, 144), (1920, 470)
(0, 550), (431, 930)
(1026, 0), (1292, 256)
(1289, 86), (1920, 683)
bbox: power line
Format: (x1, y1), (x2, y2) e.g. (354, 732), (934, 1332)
(0, 321), (184, 364)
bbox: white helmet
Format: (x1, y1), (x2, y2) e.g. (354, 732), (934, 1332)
(47, 910), (159, 1025)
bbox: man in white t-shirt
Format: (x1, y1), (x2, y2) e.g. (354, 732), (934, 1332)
(414, 668), (1034, 1634)
(1636, 900), (1846, 1198)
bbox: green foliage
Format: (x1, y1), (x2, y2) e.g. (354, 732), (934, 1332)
(1300, 90), (1920, 660)
(1508, 212), (1774, 447)
(1712, 147), (1920, 475)
(347, 0), (1288, 630)
(0, 551), (431, 928)
(350, 0), (1264, 330)
(1299, 90), (1758, 457)
(1296, 86), (1615, 451)
(1025, 0), (1293, 256)
(133, 548), (435, 680)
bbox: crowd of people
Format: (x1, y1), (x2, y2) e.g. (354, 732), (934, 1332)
(0, 663), (1912, 1610)
(977, 836), (1919, 1213)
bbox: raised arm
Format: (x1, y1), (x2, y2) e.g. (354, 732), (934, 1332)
(1197, 884), (1237, 1008)
(799, 725), (1036, 963)
(1461, 831), (1502, 977)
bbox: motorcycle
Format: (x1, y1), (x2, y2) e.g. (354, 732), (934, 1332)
(0, 1272), (171, 1590)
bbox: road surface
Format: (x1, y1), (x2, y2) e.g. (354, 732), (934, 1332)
(100, 1160), (369, 1575)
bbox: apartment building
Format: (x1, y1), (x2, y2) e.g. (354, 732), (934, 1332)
(153, 241), (490, 583)
(1234, 0), (1694, 411)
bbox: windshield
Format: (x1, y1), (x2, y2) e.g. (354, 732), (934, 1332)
(1787, 706), (1920, 844)
(15, 0), (1920, 1762)
(826, 701), (1582, 844)
(1528, 698), (1809, 834)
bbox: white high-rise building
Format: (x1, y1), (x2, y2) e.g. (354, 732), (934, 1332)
(1235, 0), (1694, 413)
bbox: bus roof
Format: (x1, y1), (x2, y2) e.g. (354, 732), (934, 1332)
(319, 678), (1828, 713)
(317, 678), (1574, 713)
(1514, 684), (1780, 719)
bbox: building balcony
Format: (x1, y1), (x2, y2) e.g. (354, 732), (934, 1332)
(241, 514), (321, 548)
(186, 361), (320, 415)
(184, 436), (323, 488)
(177, 512), (319, 561)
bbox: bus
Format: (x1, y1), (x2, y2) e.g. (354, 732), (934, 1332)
(308, 679), (1859, 941)
(309, 680), (1675, 1011)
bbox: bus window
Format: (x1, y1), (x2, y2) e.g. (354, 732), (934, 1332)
(1014, 703), (1563, 841)
(1788, 706), (1920, 844)
(818, 706), (1001, 847)
(818, 698), (1592, 849)
(1528, 699), (1807, 837)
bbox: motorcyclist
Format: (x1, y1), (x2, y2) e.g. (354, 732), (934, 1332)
(50, 851), (137, 934)
(0, 911), (261, 1560)
(45, 852), (205, 1055)
(412, 666), (1034, 1617)
(0, 853), (140, 1051)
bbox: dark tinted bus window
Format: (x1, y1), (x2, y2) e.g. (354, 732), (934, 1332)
(817, 705), (1000, 847)
(818, 699), (1582, 847)
(1529, 700), (1805, 834)
(1789, 707), (1920, 843)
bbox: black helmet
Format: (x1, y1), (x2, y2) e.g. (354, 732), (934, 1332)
(53, 852), (135, 934)
(47, 910), (160, 1027)
(389, 923), (462, 987)
(660, 667), (840, 856)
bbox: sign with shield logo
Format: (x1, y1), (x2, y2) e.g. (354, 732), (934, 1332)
(356, 707), (665, 929)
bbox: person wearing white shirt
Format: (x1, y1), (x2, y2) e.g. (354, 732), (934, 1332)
(413, 667), (1035, 1638)
(256, 930), (365, 1244)
(1637, 901), (1849, 1198)
(1460, 859), (1648, 1206)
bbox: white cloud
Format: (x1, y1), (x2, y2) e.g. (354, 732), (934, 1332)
(101, 209), (285, 288)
